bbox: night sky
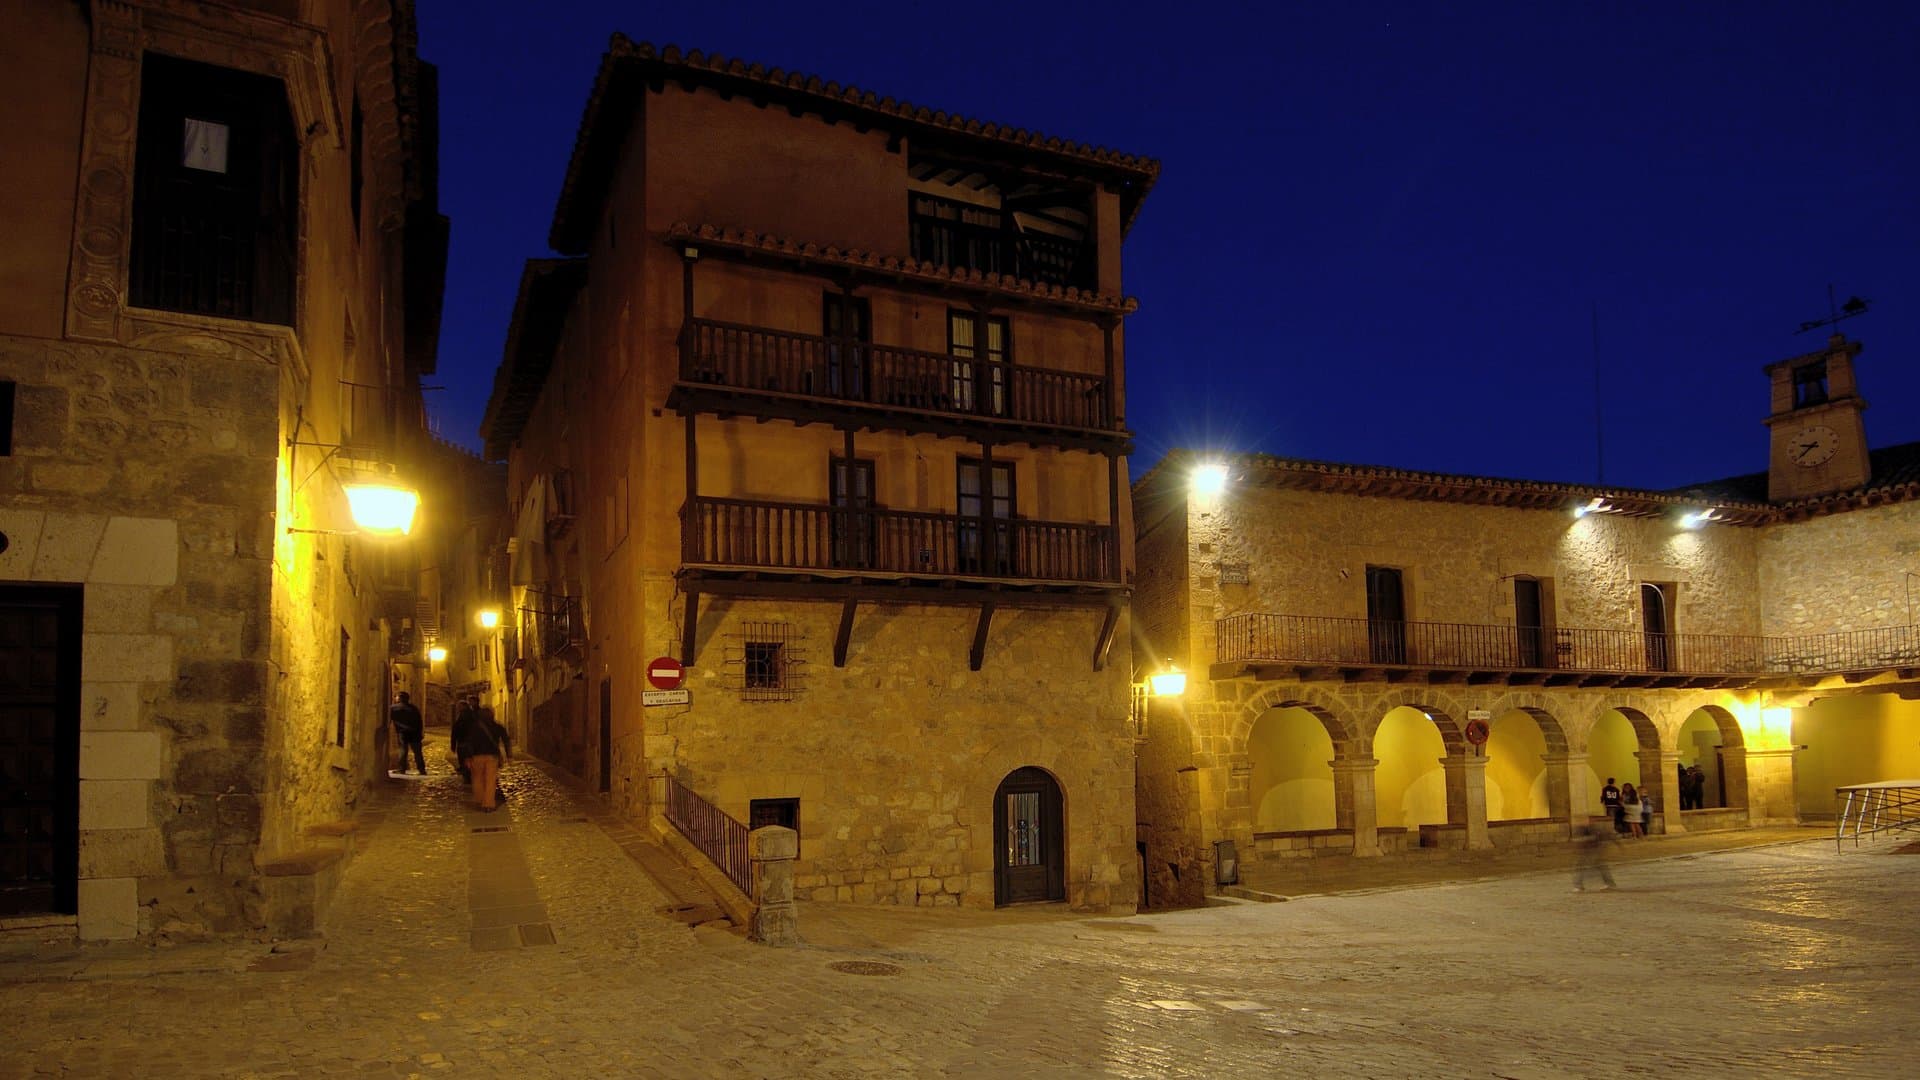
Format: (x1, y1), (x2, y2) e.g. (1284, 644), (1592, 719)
(420, 1), (1919, 491)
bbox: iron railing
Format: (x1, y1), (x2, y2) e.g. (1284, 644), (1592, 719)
(682, 496), (1117, 584)
(665, 775), (752, 896)
(681, 318), (1112, 431)
(1215, 613), (1920, 677)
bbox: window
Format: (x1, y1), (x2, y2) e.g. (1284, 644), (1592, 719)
(1793, 360), (1828, 408)
(1365, 565), (1407, 664)
(129, 53), (297, 326)
(957, 458), (1015, 576)
(0, 381), (14, 456)
(749, 798), (800, 840)
(948, 311), (1009, 416)
(1641, 583), (1675, 672)
(822, 294), (871, 399)
(745, 641), (785, 690)
(830, 456), (876, 569)
(333, 628), (350, 747)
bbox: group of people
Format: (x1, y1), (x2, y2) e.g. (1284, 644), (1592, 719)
(1598, 777), (1655, 838)
(1676, 763), (1711, 810)
(387, 692), (513, 812)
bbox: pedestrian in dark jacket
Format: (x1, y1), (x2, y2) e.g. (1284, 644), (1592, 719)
(461, 706), (511, 812)
(451, 696), (478, 782)
(390, 692), (426, 774)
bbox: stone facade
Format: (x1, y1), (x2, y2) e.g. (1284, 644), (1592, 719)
(0, 1), (445, 939)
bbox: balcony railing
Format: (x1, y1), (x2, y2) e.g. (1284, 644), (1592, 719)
(665, 775), (751, 896)
(909, 193), (1092, 290)
(683, 496), (1118, 585)
(680, 318), (1112, 432)
(1216, 613), (1920, 678)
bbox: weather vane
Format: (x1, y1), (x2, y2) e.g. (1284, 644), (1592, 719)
(1795, 285), (1871, 334)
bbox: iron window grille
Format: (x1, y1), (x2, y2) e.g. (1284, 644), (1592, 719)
(727, 621), (806, 702)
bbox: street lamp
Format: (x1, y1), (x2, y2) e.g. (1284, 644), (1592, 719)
(477, 608), (501, 630)
(342, 480), (420, 536)
(1148, 662), (1187, 698)
(427, 645), (448, 663)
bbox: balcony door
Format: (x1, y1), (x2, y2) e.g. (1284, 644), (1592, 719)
(1515, 576), (1550, 667)
(1641, 583), (1673, 672)
(822, 294), (870, 400)
(948, 311), (1009, 417)
(829, 456), (876, 570)
(1365, 565), (1407, 664)
(958, 458), (1014, 576)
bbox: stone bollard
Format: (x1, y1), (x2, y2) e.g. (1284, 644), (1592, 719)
(748, 825), (799, 946)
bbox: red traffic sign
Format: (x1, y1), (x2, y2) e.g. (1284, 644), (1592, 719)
(646, 656), (686, 691)
(1464, 719), (1490, 746)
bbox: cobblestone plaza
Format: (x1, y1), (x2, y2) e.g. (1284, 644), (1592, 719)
(4, 763), (1914, 1078)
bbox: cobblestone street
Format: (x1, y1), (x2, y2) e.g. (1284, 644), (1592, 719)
(5, 763), (1916, 1078)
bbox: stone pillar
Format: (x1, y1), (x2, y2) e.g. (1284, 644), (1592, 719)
(1330, 758), (1381, 857)
(1636, 749), (1683, 834)
(1440, 753), (1492, 850)
(1540, 752), (1588, 837)
(748, 825), (799, 946)
(1739, 747), (1799, 825)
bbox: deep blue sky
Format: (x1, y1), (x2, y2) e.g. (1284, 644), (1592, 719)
(420, 1), (1919, 490)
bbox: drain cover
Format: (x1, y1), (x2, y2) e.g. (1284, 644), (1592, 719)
(829, 960), (902, 976)
(471, 825), (509, 833)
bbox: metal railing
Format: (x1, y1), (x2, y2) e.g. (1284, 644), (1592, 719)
(1215, 613), (1920, 677)
(681, 318), (1112, 431)
(665, 775), (752, 896)
(683, 496), (1118, 584)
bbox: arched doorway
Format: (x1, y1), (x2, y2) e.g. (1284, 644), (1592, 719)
(994, 767), (1064, 905)
(1248, 706), (1337, 831)
(1486, 710), (1554, 821)
(1373, 706), (1449, 829)
(1677, 707), (1747, 810)
(1586, 707), (1657, 814)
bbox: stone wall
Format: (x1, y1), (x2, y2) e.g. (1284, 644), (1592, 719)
(1757, 503), (1920, 636)
(641, 591), (1138, 911)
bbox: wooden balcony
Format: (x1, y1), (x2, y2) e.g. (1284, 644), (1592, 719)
(908, 193), (1094, 291)
(681, 496), (1119, 593)
(1213, 613), (1920, 690)
(671, 318), (1123, 452)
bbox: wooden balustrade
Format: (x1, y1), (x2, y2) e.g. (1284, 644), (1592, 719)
(683, 496), (1117, 584)
(680, 318), (1111, 431)
(1216, 613), (1920, 678)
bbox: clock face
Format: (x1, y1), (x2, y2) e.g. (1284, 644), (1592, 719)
(1789, 425), (1839, 467)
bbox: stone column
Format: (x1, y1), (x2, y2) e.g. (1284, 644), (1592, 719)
(748, 825), (799, 946)
(1540, 752), (1588, 838)
(1739, 747), (1800, 825)
(1440, 753), (1492, 850)
(1636, 749), (1683, 835)
(1330, 758), (1381, 857)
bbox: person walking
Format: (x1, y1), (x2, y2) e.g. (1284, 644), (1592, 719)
(451, 696), (478, 783)
(390, 692), (426, 775)
(1621, 783), (1644, 838)
(1600, 777), (1623, 834)
(1573, 820), (1616, 892)
(460, 705), (511, 812)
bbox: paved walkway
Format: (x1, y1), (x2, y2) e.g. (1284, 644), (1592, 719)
(4, 762), (1917, 1078)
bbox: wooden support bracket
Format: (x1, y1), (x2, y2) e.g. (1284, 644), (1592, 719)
(969, 602), (996, 672)
(681, 588), (701, 666)
(834, 600), (857, 668)
(1092, 602), (1121, 672)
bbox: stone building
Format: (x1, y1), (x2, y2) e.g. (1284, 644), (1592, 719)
(1133, 333), (1920, 894)
(479, 38), (1155, 910)
(0, 0), (447, 939)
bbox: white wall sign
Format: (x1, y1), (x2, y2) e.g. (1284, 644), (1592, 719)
(643, 689), (691, 707)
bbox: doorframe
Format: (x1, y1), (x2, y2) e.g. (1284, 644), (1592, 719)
(991, 766), (1065, 906)
(0, 584), (84, 916)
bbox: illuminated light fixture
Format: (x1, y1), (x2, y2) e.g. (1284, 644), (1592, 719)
(427, 645), (448, 663)
(1192, 463), (1230, 497)
(477, 608), (501, 630)
(1574, 496), (1615, 518)
(342, 476), (420, 536)
(1148, 663), (1188, 698)
(1680, 508), (1722, 529)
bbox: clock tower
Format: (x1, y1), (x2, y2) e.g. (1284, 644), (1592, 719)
(1764, 334), (1870, 501)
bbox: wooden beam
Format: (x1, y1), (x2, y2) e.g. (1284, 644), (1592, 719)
(1092, 602), (1120, 672)
(681, 588), (701, 666)
(970, 603), (996, 672)
(834, 600), (856, 668)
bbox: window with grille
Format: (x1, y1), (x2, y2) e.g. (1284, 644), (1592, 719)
(728, 621), (804, 701)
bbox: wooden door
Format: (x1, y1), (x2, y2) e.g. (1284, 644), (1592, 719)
(830, 456), (876, 569)
(1515, 577), (1548, 667)
(1641, 583), (1672, 671)
(994, 767), (1063, 905)
(1365, 566), (1407, 664)
(958, 459), (1015, 576)
(598, 677), (612, 794)
(0, 586), (82, 916)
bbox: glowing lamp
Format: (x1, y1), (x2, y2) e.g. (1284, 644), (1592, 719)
(1148, 665), (1187, 698)
(477, 609), (501, 630)
(1575, 496), (1612, 518)
(1191, 463), (1229, 497)
(427, 645), (448, 663)
(343, 481), (419, 536)
(1680, 508), (1722, 529)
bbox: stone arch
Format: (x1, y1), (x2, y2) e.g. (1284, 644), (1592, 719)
(1480, 692), (1571, 752)
(1684, 704), (1746, 750)
(1675, 704), (1749, 812)
(1579, 704), (1661, 752)
(1362, 688), (1468, 754)
(1235, 685), (1357, 760)
(1246, 705), (1341, 833)
(962, 744), (1089, 907)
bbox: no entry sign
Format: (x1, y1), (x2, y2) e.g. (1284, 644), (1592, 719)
(646, 656), (686, 691)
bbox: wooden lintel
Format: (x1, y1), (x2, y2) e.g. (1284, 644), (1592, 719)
(834, 600), (857, 668)
(1508, 672), (1548, 686)
(1426, 670), (1465, 685)
(1543, 673), (1580, 687)
(1578, 674), (1619, 688)
(1091, 602), (1121, 672)
(681, 588), (701, 666)
(1466, 671), (1502, 685)
(1297, 665), (1335, 681)
(969, 603), (996, 672)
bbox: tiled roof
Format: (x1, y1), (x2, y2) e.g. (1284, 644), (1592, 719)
(478, 259), (587, 461)
(550, 35), (1160, 254)
(1673, 438), (1920, 518)
(668, 222), (1139, 315)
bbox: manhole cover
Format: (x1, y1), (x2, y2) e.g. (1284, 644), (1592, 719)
(829, 961), (902, 977)
(471, 826), (509, 833)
